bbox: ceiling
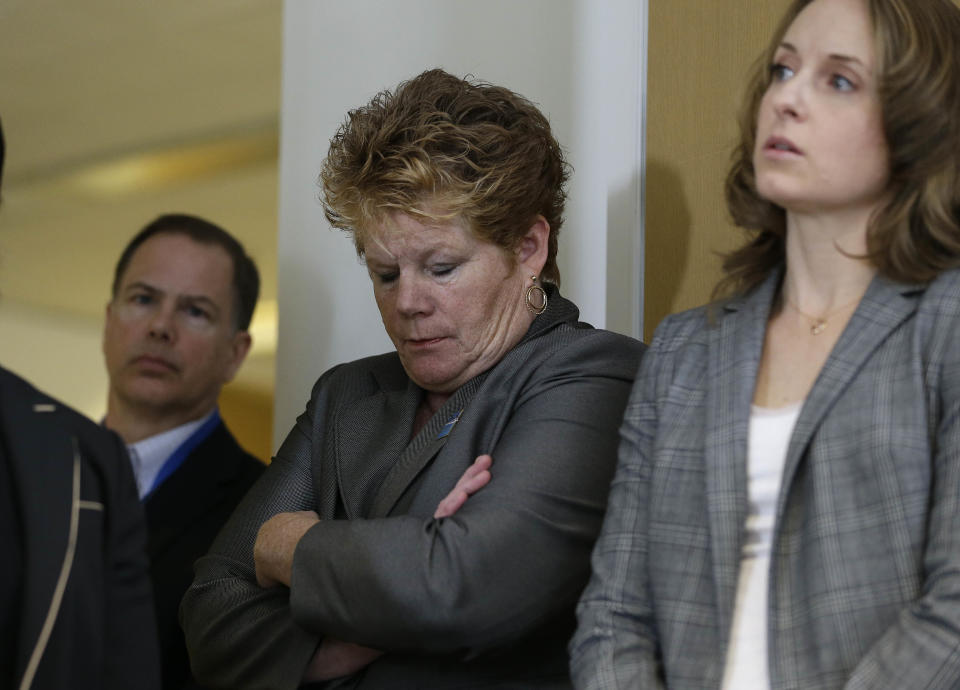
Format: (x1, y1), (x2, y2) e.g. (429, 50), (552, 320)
(0, 0), (283, 391)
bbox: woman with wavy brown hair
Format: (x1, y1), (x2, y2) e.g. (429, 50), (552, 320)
(571, 0), (960, 688)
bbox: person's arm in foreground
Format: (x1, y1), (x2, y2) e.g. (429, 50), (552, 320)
(180, 378), (326, 690)
(293, 455), (493, 683)
(569, 330), (667, 690)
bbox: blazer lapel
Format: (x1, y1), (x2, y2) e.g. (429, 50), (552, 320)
(778, 274), (923, 508)
(368, 373), (488, 519)
(0, 384), (74, 676)
(704, 272), (779, 634)
(332, 376), (420, 519)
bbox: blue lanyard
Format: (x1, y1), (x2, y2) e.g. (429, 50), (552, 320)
(144, 410), (222, 499)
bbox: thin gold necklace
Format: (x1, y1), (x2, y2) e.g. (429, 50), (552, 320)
(785, 294), (862, 335)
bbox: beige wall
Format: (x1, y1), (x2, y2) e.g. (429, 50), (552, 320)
(644, 0), (790, 341)
(220, 382), (273, 464)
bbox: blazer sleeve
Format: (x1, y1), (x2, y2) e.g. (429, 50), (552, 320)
(287, 333), (642, 655)
(180, 382), (325, 690)
(568, 324), (670, 690)
(841, 330), (960, 689)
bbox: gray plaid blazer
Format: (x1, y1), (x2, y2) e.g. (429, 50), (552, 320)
(181, 291), (643, 689)
(570, 268), (960, 690)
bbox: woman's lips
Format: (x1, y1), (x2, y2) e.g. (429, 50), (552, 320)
(405, 337), (447, 349)
(763, 135), (802, 156)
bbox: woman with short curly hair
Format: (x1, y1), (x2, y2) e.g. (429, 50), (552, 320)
(183, 69), (643, 689)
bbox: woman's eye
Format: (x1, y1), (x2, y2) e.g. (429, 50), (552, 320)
(430, 264), (456, 277)
(131, 293), (152, 305)
(830, 74), (854, 92)
(376, 272), (398, 284)
(770, 63), (794, 81)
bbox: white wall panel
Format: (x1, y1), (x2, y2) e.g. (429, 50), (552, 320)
(275, 0), (646, 449)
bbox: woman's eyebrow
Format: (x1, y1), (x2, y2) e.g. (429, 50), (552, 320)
(778, 42), (869, 71)
(828, 53), (870, 73)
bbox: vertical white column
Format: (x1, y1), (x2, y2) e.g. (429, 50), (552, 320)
(275, 0), (647, 448)
(566, 0), (647, 338)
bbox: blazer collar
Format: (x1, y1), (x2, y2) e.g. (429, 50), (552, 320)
(704, 270), (924, 632)
(778, 273), (923, 513)
(521, 283), (579, 342)
(367, 372), (488, 518)
(332, 372), (420, 519)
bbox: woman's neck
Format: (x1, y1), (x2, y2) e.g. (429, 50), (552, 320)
(411, 391), (451, 439)
(782, 208), (877, 313)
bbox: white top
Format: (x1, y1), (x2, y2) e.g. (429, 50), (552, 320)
(127, 409), (217, 499)
(721, 401), (802, 690)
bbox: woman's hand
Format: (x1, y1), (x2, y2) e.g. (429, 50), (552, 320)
(253, 510), (321, 588)
(434, 454), (493, 518)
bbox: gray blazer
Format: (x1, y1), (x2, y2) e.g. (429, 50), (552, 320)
(182, 292), (643, 690)
(570, 269), (960, 690)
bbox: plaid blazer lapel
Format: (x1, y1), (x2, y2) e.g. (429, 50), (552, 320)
(704, 272), (779, 633)
(778, 274), (923, 514)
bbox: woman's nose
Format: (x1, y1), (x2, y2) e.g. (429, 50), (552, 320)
(772, 78), (806, 120)
(394, 275), (431, 316)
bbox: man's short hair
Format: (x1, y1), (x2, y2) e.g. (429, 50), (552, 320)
(112, 214), (260, 331)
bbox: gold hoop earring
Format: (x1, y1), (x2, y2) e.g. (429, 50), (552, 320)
(524, 275), (547, 315)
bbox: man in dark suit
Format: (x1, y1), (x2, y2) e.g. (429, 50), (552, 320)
(0, 119), (161, 689)
(102, 214), (265, 689)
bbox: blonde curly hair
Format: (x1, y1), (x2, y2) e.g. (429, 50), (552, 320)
(320, 69), (570, 285)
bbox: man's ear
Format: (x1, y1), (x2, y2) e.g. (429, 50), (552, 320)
(222, 331), (253, 384)
(102, 301), (114, 353)
(516, 215), (550, 276)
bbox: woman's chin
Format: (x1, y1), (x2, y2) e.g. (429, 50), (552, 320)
(403, 363), (458, 395)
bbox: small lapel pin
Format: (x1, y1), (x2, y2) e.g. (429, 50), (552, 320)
(436, 408), (464, 439)
(33, 403), (56, 413)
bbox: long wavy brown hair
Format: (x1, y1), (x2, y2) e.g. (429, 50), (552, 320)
(320, 69), (570, 285)
(718, 0), (960, 300)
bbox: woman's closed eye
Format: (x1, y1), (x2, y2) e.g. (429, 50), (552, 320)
(429, 264), (457, 278)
